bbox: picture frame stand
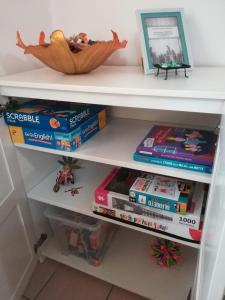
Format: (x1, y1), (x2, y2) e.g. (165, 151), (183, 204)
(154, 63), (191, 80)
(136, 9), (193, 75)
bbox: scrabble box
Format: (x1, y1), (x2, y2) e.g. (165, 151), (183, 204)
(4, 99), (102, 133)
(9, 109), (106, 152)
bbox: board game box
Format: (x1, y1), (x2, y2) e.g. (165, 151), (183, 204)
(4, 100), (102, 132)
(129, 174), (194, 214)
(94, 167), (205, 230)
(136, 125), (217, 166)
(9, 109), (106, 152)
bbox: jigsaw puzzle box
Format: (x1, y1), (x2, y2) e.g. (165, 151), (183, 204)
(94, 168), (205, 238)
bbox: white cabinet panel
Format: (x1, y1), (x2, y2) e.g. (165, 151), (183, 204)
(0, 140), (13, 205)
(0, 119), (36, 300)
(0, 206), (33, 300)
(196, 103), (225, 300)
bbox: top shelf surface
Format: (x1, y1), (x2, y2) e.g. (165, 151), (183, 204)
(0, 66), (225, 114)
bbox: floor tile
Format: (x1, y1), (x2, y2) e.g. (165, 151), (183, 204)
(23, 259), (59, 300)
(36, 264), (112, 300)
(108, 287), (149, 300)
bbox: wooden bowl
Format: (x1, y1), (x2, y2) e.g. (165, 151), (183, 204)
(16, 30), (127, 74)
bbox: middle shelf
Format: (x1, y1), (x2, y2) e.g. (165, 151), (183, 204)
(15, 117), (212, 184)
(27, 161), (201, 248)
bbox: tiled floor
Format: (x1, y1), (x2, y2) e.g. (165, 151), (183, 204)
(22, 259), (149, 300)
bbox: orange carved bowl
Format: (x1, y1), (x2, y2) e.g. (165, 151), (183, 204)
(16, 30), (127, 74)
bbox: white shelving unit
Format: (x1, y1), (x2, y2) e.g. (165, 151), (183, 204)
(1, 65), (225, 300)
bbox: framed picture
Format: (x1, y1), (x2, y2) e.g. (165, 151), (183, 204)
(136, 8), (192, 74)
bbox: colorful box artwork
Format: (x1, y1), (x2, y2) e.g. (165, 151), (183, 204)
(4, 100), (102, 132)
(94, 168), (205, 243)
(9, 109), (106, 152)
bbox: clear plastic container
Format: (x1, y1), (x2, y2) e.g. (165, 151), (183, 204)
(44, 206), (117, 266)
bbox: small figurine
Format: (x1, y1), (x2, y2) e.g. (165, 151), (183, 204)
(53, 157), (82, 192)
(65, 186), (83, 196)
(68, 32), (95, 53)
(151, 238), (181, 268)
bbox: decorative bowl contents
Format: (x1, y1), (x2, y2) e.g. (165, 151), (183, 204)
(16, 30), (127, 74)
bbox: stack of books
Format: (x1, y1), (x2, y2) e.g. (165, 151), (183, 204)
(134, 125), (217, 173)
(94, 167), (206, 243)
(4, 100), (106, 152)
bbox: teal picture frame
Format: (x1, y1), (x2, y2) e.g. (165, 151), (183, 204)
(136, 9), (192, 74)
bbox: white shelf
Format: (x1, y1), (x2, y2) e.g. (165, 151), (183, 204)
(42, 227), (198, 300)
(28, 162), (112, 216)
(28, 161), (200, 248)
(16, 118), (212, 184)
(0, 66), (225, 114)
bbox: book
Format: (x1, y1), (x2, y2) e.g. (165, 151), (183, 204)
(129, 174), (194, 214)
(136, 125), (217, 166)
(94, 167), (204, 229)
(133, 152), (212, 174)
(4, 100), (102, 133)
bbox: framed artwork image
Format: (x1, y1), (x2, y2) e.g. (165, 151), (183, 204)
(136, 8), (192, 74)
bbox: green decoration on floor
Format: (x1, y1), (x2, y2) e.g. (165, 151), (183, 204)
(151, 238), (181, 268)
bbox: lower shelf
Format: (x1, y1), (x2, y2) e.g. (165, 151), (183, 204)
(28, 161), (201, 248)
(42, 227), (198, 300)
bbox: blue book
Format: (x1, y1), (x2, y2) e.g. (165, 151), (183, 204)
(133, 152), (212, 174)
(136, 125), (216, 166)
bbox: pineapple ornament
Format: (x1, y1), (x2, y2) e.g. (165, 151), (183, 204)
(53, 157), (82, 192)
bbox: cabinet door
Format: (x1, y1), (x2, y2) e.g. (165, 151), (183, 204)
(0, 119), (36, 300)
(196, 103), (225, 300)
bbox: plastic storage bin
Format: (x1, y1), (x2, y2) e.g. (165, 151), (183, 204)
(45, 206), (117, 266)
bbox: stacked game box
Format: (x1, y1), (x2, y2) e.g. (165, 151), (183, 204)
(129, 175), (194, 214)
(94, 167), (206, 243)
(134, 125), (217, 174)
(4, 100), (106, 151)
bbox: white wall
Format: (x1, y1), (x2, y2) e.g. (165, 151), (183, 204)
(0, 0), (53, 76)
(0, 0), (224, 76)
(50, 0), (225, 67)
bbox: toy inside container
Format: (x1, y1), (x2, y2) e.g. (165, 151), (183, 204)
(44, 206), (117, 266)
